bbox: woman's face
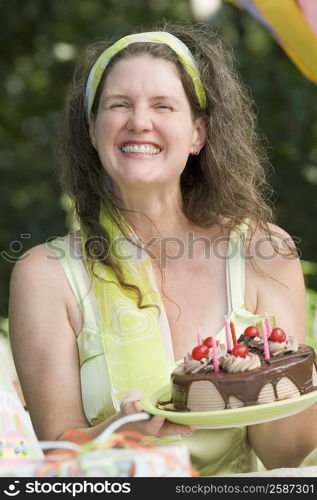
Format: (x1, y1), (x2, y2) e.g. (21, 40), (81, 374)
(90, 54), (206, 191)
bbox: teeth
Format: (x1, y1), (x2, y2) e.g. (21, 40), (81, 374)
(121, 144), (161, 154)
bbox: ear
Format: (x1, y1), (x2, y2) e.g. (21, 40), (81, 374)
(89, 121), (97, 150)
(190, 116), (207, 155)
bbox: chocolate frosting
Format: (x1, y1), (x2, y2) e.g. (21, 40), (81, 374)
(171, 345), (317, 410)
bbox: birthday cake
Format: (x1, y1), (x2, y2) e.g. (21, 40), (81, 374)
(168, 324), (317, 412)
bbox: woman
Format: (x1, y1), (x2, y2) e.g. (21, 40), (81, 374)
(8, 23), (317, 476)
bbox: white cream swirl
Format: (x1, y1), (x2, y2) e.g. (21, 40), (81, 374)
(269, 336), (298, 356)
(175, 356), (212, 375)
(207, 342), (228, 360)
(247, 336), (264, 350)
(221, 352), (261, 373)
(174, 342), (228, 375)
(184, 358), (210, 374)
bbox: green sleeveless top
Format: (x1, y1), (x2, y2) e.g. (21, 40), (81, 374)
(47, 223), (263, 476)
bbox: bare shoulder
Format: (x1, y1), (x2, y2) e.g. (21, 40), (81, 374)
(10, 238), (69, 292)
(10, 230), (83, 283)
(9, 235), (78, 332)
(9, 234), (85, 337)
(250, 221), (297, 249)
(246, 222), (302, 283)
(246, 222), (306, 341)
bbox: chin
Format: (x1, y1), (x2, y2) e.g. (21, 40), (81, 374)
(122, 178), (163, 189)
(118, 171), (166, 186)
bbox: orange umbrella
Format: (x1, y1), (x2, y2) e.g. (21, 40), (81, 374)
(225, 0), (317, 84)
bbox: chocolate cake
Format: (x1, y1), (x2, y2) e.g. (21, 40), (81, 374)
(168, 327), (317, 412)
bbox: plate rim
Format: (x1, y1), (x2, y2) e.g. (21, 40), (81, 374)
(141, 384), (317, 427)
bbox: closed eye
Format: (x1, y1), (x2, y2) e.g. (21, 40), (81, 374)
(110, 103), (129, 108)
(154, 104), (173, 110)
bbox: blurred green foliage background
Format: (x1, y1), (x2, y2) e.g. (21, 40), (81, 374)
(1, 0), (317, 345)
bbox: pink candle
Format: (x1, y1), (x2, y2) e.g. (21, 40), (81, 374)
(224, 315), (232, 352)
(264, 312), (272, 338)
(197, 328), (203, 345)
(211, 336), (220, 372)
(261, 320), (271, 360)
(230, 320), (237, 347)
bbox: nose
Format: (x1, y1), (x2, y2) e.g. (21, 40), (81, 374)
(126, 105), (153, 133)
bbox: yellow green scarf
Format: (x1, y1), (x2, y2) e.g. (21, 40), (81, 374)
(82, 205), (174, 411)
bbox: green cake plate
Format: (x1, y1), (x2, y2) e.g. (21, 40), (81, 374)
(142, 385), (317, 429)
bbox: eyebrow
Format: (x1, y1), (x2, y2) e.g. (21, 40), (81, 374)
(102, 94), (182, 105)
(103, 94), (129, 100)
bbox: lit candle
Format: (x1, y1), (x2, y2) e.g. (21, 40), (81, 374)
(264, 312), (272, 338)
(230, 320), (237, 347)
(261, 320), (271, 360)
(211, 336), (220, 373)
(224, 315), (232, 352)
(197, 328), (203, 345)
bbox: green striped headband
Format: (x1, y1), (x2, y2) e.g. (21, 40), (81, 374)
(85, 31), (207, 123)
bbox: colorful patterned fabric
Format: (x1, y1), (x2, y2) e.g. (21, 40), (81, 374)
(0, 352), (44, 460)
(226, 0), (317, 84)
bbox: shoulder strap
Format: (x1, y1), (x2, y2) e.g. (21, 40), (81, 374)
(227, 220), (249, 311)
(47, 237), (100, 330)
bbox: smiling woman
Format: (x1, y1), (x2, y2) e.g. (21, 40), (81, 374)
(8, 22), (317, 477)
(89, 55), (206, 190)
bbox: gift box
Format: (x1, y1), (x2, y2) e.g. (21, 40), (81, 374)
(0, 356), (195, 477)
(0, 350), (44, 462)
(32, 440), (194, 477)
(1, 426), (195, 477)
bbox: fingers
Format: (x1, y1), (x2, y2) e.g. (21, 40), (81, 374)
(118, 392), (192, 438)
(121, 391), (144, 403)
(120, 391), (144, 415)
(157, 421), (192, 437)
(145, 416), (192, 438)
(145, 415), (165, 435)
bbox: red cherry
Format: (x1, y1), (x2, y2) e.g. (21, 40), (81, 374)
(270, 327), (286, 343)
(191, 344), (209, 360)
(203, 337), (218, 348)
(244, 326), (260, 337)
(231, 344), (249, 358)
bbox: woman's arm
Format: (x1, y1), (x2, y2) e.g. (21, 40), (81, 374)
(9, 244), (191, 442)
(9, 244), (92, 441)
(246, 223), (317, 469)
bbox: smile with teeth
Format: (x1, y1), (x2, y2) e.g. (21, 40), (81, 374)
(120, 144), (161, 155)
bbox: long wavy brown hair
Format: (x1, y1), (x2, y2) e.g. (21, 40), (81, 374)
(59, 21), (292, 309)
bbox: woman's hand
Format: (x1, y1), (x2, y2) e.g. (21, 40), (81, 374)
(116, 391), (192, 438)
